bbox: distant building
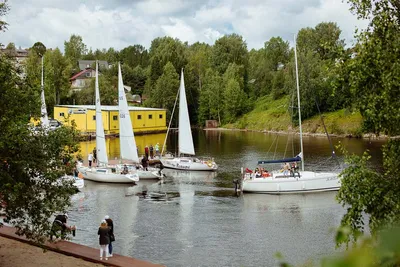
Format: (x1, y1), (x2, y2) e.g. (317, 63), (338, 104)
(78, 60), (109, 71)
(54, 105), (167, 135)
(69, 68), (96, 91)
(1, 48), (29, 77)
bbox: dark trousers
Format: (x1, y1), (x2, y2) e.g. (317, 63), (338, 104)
(89, 160), (92, 167)
(109, 241), (113, 254)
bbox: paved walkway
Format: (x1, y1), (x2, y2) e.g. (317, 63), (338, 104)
(0, 225), (164, 267)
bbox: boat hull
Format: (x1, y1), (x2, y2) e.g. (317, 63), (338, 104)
(160, 157), (218, 171)
(85, 168), (139, 183)
(241, 171), (340, 194)
(137, 169), (163, 180)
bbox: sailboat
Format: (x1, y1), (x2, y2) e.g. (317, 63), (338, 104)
(84, 61), (139, 184)
(115, 62), (162, 180)
(241, 35), (341, 194)
(40, 56), (49, 127)
(160, 69), (218, 171)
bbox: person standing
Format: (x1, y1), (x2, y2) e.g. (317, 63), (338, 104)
(155, 143), (160, 157)
(105, 215), (114, 257)
(141, 155), (149, 171)
(93, 147), (97, 164)
(144, 145), (149, 159)
(88, 152), (93, 168)
(98, 220), (110, 261)
(149, 144), (154, 159)
(50, 213), (74, 241)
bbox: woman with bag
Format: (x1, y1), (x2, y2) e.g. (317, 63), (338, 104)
(105, 215), (115, 257)
(98, 220), (110, 260)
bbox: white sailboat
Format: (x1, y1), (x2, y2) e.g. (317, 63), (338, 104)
(40, 56), (49, 127)
(160, 69), (218, 171)
(241, 35), (341, 194)
(84, 61), (139, 184)
(116, 62), (162, 180)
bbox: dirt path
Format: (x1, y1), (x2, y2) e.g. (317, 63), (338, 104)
(0, 236), (104, 267)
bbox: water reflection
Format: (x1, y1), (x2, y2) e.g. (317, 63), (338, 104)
(70, 130), (382, 267)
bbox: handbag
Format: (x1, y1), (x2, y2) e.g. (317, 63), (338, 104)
(110, 233), (115, 242)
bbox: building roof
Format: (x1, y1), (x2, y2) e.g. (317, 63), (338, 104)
(78, 60), (109, 71)
(56, 105), (166, 111)
(69, 69), (92, 81)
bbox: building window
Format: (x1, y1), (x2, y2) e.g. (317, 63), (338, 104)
(159, 114), (163, 119)
(85, 72), (91, 77)
(60, 112), (65, 117)
(149, 114), (153, 119)
(113, 115), (118, 120)
(137, 115), (142, 120)
(93, 115), (96, 121)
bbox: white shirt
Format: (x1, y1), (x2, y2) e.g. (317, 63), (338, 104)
(88, 154), (93, 161)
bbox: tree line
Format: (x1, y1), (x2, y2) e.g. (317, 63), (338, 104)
(1, 0), (400, 264)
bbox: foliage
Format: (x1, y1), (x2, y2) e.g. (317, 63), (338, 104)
(198, 68), (223, 125)
(0, 50), (80, 244)
(119, 44), (149, 69)
(145, 62), (179, 121)
(0, 0), (9, 34)
(346, 0), (400, 136)
(64, 34), (87, 69)
(75, 73), (117, 105)
(31, 42), (46, 57)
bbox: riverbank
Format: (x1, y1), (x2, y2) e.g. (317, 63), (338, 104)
(0, 225), (164, 267)
(206, 127), (389, 140)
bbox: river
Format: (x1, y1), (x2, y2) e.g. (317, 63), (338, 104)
(68, 130), (385, 267)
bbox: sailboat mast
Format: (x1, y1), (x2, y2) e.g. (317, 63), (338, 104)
(294, 34), (304, 171)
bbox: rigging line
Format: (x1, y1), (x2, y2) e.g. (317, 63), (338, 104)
(161, 87), (180, 156)
(273, 134), (279, 160)
(312, 95), (341, 168)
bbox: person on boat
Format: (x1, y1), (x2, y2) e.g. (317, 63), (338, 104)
(98, 220), (110, 261)
(155, 143), (160, 157)
(93, 147), (97, 164)
(105, 215), (114, 257)
(283, 162), (290, 176)
(144, 145), (149, 159)
(50, 213), (74, 241)
(255, 168), (261, 178)
(291, 162), (300, 177)
(121, 164), (129, 174)
(141, 155), (149, 171)
(88, 152), (93, 168)
(149, 144), (154, 159)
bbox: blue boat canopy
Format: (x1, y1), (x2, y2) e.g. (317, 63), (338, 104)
(257, 154), (302, 165)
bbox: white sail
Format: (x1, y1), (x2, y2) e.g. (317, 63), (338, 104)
(40, 56), (49, 127)
(95, 61), (108, 165)
(178, 69), (195, 156)
(118, 63), (139, 162)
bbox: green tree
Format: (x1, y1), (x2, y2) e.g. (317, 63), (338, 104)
(119, 45), (149, 69)
(198, 68), (223, 125)
(0, 10), (80, 243)
(32, 42), (46, 57)
(64, 34), (87, 69)
(145, 62), (179, 121)
(75, 74), (116, 105)
(0, 0), (9, 36)
(336, 0), (400, 246)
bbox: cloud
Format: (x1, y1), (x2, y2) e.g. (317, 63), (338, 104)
(1, 0), (368, 51)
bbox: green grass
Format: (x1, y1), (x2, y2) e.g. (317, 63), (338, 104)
(224, 95), (363, 136)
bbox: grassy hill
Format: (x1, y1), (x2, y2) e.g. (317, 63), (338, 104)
(224, 95), (363, 137)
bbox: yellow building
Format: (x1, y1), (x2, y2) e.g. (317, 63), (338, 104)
(54, 105), (167, 135)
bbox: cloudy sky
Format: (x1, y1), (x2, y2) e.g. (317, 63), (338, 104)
(2, 0), (368, 51)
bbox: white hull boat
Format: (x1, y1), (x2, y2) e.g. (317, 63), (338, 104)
(86, 167), (139, 183)
(160, 69), (218, 171)
(242, 171), (340, 194)
(161, 157), (218, 171)
(241, 36), (341, 194)
(60, 175), (85, 190)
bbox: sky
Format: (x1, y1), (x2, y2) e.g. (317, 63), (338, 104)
(2, 0), (368, 51)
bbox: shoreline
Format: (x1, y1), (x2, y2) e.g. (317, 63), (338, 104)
(0, 225), (164, 267)
(204, 127), (391, 140)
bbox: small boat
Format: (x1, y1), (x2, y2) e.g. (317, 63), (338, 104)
(60, 175), (85, 191)
(160, 69), (218, 171)
(241, 36), (341, 194)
